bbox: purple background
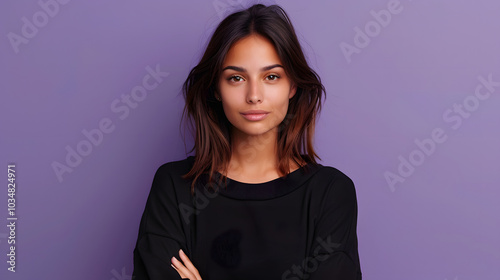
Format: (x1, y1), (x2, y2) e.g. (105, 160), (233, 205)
(1, 0), (499, 279)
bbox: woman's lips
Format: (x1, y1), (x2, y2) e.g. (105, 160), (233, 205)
(240, 112), (269, 121)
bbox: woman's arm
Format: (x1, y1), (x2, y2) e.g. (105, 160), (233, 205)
(132, 163), (197, 280)
(307, 169), (362, 280)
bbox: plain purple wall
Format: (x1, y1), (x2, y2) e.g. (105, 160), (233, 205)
(1, 0), (499, 279)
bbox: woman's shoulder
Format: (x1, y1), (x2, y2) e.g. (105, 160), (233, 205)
(310, 163), (356, 194)
(155, 155), (195, 174)
(311, 164), (358, 215)
(313, 163), (354, 183)
(148, 156), (196, 200)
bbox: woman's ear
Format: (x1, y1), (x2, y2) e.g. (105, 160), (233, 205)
(213, 88), (219, 101)
(289, 83), (297, 99)
(214, 86), (222, 101)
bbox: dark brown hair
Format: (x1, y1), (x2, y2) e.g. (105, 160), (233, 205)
(180, 4), (326, 195)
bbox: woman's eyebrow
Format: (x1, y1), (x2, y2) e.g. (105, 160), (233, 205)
(222, 64), (284, 72)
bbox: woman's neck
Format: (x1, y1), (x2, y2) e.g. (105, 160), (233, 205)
(222, 128), (304, 183)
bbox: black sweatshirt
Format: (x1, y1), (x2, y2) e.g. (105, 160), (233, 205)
(132, 156), (362, 280)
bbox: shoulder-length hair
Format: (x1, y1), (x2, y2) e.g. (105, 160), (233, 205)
(180, 4), (326, 195)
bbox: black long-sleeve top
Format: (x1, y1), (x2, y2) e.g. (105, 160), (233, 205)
(132, 156), (362, 279)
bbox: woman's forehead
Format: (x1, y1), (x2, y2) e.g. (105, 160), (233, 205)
(222, 34), (283, 69)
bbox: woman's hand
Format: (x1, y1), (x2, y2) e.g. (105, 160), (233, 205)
(171, 249), (202, 280)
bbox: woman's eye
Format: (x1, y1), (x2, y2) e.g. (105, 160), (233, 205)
(228, 75), (243, 82)
(266, 74), (280, 81)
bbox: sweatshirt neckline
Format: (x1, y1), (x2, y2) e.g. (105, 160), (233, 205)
(190, 156), (322, 200)
(217, 164), (307, 186)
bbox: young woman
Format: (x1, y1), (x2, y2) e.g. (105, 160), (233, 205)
(132, 4), (362, 280)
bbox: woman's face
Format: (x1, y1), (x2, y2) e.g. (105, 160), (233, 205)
(218, 34), (296, 138)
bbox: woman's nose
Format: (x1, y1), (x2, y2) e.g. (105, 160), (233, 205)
(246, 81), (262, 104)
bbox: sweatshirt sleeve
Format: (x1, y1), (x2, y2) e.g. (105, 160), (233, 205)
(132, 163), (189, 280)
(307, 169), (362, 280)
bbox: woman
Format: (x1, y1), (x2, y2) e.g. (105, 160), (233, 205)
(132, 4), (362, 280)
